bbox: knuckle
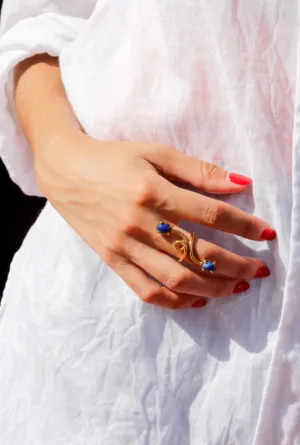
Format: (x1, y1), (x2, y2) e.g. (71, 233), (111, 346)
(155, 193), (170, 213)
(160, 144), (173, 155)
(120, 207), (141, 236)
(165, 270), (193, 291)
(240, 219), (255, 239)
(101, 248), (117, 266)
(200, 161), (219, 181)
(235, 260), (251, 278)
(133, 175), (157, 206)
(151, 143), (171, 157)
(140, 286), (184, 310)
(121, 219), (137, 237)
(213, 287), (224, 298)
(204, 203), (223, 226)
(108, 231), (126, 253)
(168, 298), (184, 310)
(210, 280), (225, 298)
(155, 145), (173, 170)
(140, 287), (160, 305)
(200, 245), (217, 262)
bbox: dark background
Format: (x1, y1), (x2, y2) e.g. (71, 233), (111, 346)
(0, 163), (45, 292)
(0, 0), (46, 294)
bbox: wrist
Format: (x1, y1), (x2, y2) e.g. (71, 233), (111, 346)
(29, 89), (83, 152)
(14, 54), (85, 171)
(33, 125), (88, 193)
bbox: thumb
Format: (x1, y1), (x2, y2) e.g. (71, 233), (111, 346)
(147, 146), (252, 194)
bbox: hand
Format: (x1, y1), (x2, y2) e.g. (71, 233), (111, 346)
(15, 56), (275, 309)
(36, 133), (276, 310)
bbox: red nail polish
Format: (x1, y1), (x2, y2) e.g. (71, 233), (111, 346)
(191, 300), (207, 308)
(261, 228), (277, 241)
(229, 173), (252, 186)
(233, 281), (250, 294)
(254, 266), (271, 278)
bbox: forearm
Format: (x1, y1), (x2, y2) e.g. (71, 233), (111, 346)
(14, 54), (83, 160)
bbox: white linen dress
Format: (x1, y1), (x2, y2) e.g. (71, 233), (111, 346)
(0, 1), (300, 444)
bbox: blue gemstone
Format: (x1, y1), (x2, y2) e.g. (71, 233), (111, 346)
(202, 261), (216, 272)
(157, 222), (171, 234)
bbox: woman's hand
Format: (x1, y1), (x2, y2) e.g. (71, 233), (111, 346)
(36, 133), (275, 309)
(15, 55), (276, 310)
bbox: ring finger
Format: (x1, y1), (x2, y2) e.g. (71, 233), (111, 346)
(151, 219), (270, 280)
(124, 237), (249, 300)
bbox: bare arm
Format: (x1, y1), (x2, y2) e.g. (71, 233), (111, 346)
(14, 54), (84, 189)
(15, 55), (82, 146)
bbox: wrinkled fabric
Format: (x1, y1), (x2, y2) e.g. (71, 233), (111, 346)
(1, 1), (300, 444)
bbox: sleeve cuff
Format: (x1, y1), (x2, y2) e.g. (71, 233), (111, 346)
(0, 13), (85, 196)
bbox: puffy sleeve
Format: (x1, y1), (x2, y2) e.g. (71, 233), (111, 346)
(0, 0), (96, 196)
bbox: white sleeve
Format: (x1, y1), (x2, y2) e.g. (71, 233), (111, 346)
(0, 1), (96, 196)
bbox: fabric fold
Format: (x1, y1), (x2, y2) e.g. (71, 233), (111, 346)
(0, 13), (86, 196)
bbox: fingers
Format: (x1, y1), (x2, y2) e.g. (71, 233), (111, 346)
(59, 205), (209, 310)
(153, 222), (270, 280)
(109, 252), (207, 310)
(160, 182), (276, 241)
(118, 161), (275, 242)
(146, 145), (252, 194)
(143, 173), (276, 241)
(124, 238), (248, 300)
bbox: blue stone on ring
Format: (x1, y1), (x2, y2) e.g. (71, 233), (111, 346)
(202, 260), (216, 272)
(157, 222), (172, 234)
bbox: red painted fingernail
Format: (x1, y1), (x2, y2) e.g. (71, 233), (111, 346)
(254, 266), (271, 278)
(191, 300), (207, 308)
(233, 281), (250, 294)
(229, 173), (252, 186)
(261, 228), (277, 241)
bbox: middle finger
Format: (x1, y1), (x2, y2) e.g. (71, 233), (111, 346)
(125, 237), (249, 299)
(152, 220), (270, 280)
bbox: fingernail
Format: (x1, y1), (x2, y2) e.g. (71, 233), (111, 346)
(233, 281), (250, 294)
(261, 228), (277, 241)
(191, 300), (207, 308)
(229, 173), (252, 186)
(254, 266), (271, 278)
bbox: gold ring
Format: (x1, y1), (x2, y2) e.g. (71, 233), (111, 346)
(156, 220), (216, 273)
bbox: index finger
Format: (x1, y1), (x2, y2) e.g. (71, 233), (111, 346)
(164, 185), (276, 242)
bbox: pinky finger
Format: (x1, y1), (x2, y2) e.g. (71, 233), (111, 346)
(112, 255), (207, 310)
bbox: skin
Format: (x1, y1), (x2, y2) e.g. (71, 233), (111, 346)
(14, 54), (276, 310)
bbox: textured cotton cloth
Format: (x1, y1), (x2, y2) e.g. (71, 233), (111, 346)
(1, 1), (300, 444)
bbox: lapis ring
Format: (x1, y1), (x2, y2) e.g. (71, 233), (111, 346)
(156, 220), (216, 273)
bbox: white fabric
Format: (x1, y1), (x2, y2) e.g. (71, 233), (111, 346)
(0, 3), (90, 196)
(0, 0), (300, 443)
